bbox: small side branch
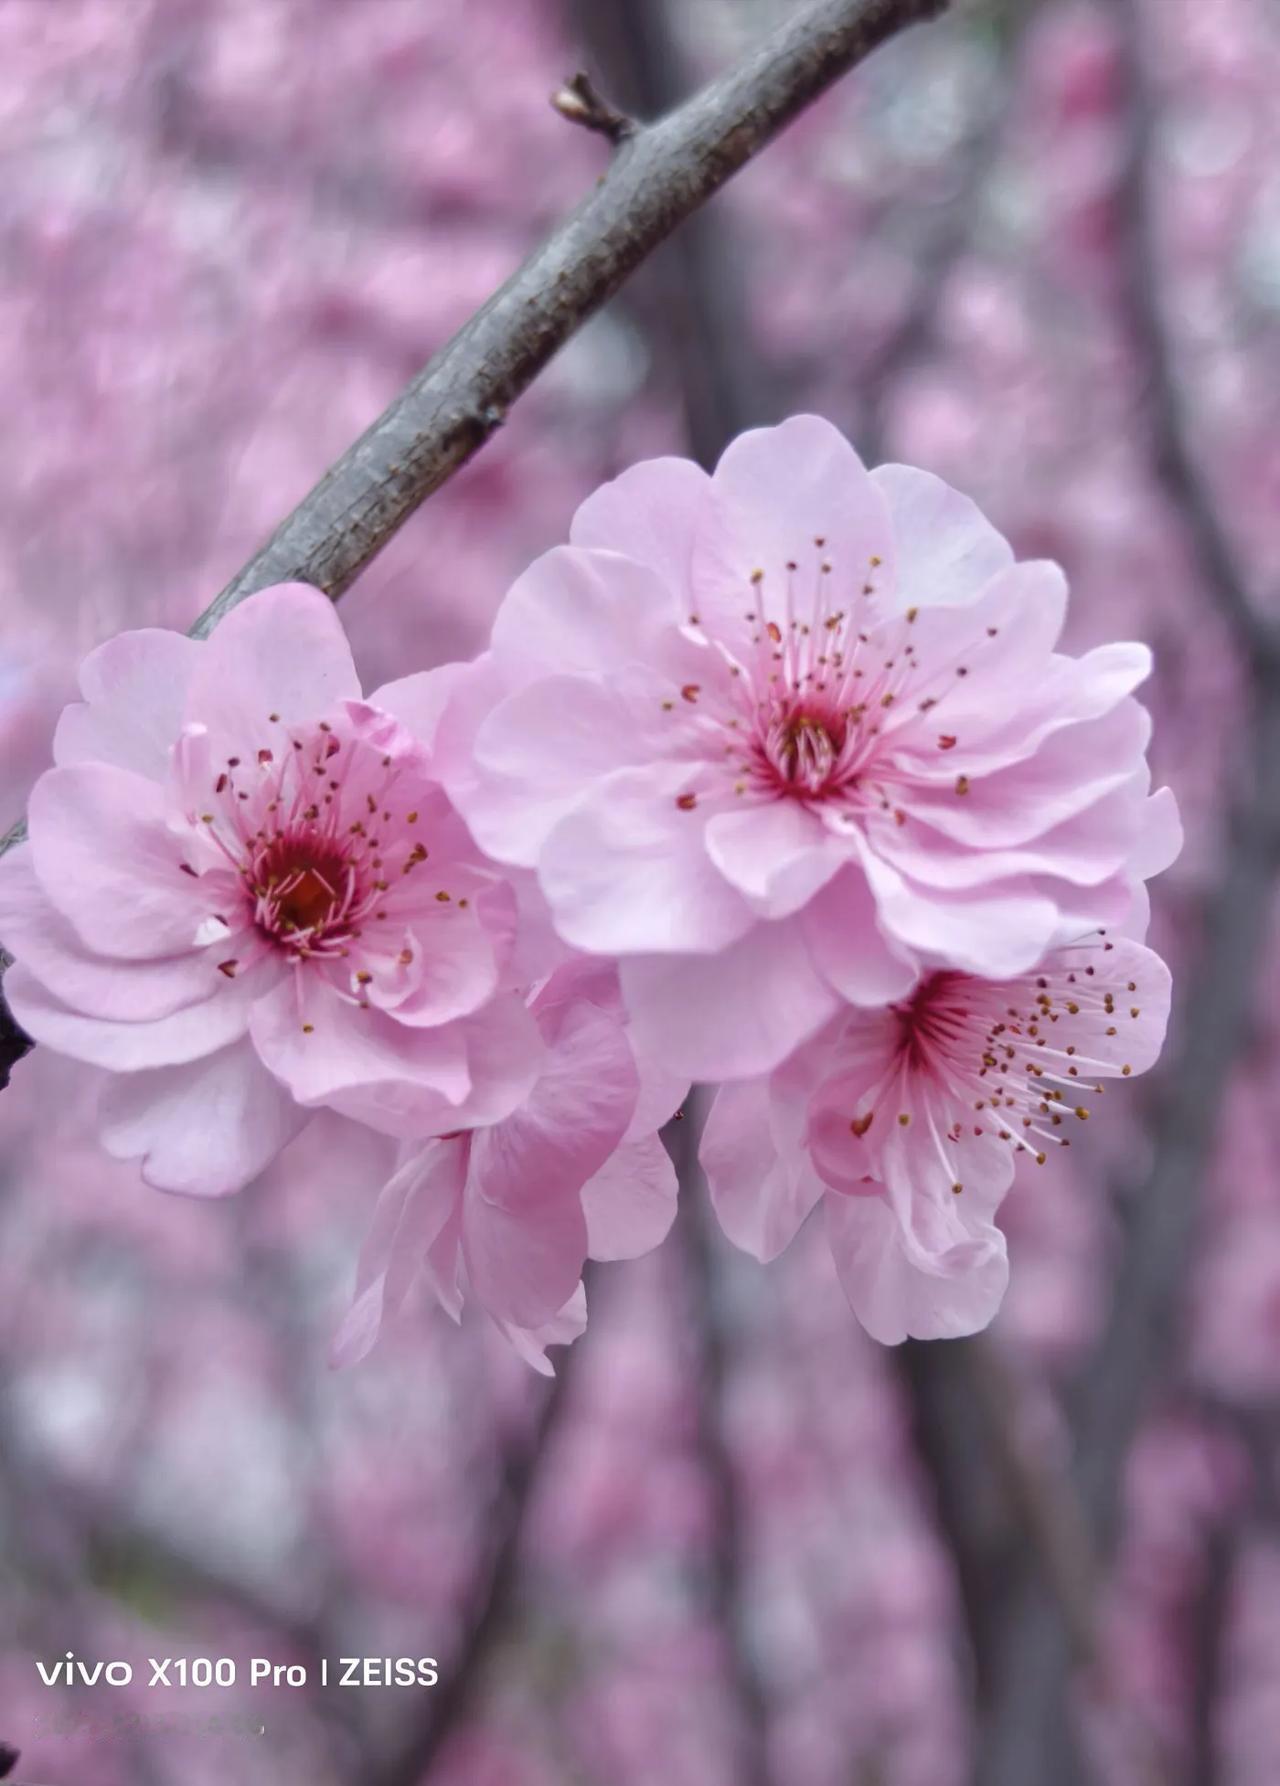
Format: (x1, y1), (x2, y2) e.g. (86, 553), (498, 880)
(551, 71), (635, 143)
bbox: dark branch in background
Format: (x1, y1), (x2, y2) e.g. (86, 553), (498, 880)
(975, 2), (1280, 1780)
(576, 0), (1104, 1745)
(1189, 1519), (1235, 1786)
(857, 0), (1031, 462)
(0, 1744), (18, 1780)
(560, 5), (776, 1773)
(674, 1098), (775, 1786)
(0, 0), (951, 1064)
(374, 1360), (574, 1786)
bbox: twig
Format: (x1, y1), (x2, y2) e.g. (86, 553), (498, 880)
(188, 0), (948, 629)
(550, 71), (635, 143)
(0, 0), (952, 1065)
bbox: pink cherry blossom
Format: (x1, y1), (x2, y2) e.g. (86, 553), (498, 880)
(436, 415), (1182, 1080)
(701, 931), (1171, 1343)
(0, 584), (545, 1196)
(333, 962), (684, 1372)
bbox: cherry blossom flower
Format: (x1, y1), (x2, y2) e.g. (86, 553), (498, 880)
(701, 931), (1171, 1343)
(0, 584), (545, 1196)
(433, 414), (1181, 1080)
(333, 963), (684, 1372)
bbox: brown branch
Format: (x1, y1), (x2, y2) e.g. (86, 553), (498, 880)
(974, 4), (1280, 1780)
(0, 0), (952, 1068)
(672, 1095), (775, 1786)
(372, 1356), (575, 1786)
(550, 71), (635, 143)
(189, 0), (948, 629)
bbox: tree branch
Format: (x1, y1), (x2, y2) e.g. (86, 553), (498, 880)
(673, 1096), (775, 1786)
(190, 0), (948, 630)
(974, 3), (1280, 1778)
(0, 0), (951, 1068)
(372, 1357), (575, 1786)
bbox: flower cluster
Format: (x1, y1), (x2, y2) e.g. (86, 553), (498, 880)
(0, 417), (1178, 1361)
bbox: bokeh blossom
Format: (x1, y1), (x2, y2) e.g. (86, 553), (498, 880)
(701, 932), (1172, 1343)
(437, 415), (1181, 1079)
(334, 962), (684, 1372)
(0, 584), (545, 1195)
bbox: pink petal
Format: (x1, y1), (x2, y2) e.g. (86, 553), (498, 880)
(1131, 785), (1183, 879)
(462, 1175), (589, 1332)
(701, 1075), (827, 1262)
(569, 454), (710, 595)
(621, 916), (841, 1082)
(538, 765), (754, 955)
(858, 846), (1061, 979)
(1044, 936), (1171, 1079)
(693, 416), (895, 654)
(182, 582), (361, 764)
(822, 1093), (1014, 1344)
(871, 463), (1014, 615)
(54, 627), (201, 780)
(468, 998), (638, 1214)
(98, 1037), (308, 1197)
(0, 847), (224, 1020)
(703, 798), (843, 919)
(369, 661), (472, 755)
(582, 1134), (679, 1261)
(801, 864), (918, 1005)
(496, 1283), (589, 1377)
(331, 1141), (465, 1366)
(5, 959), (255, 1068)
(904, 697), (1152, 850)
(824, 1181), (1009, 1345)
(469, 673), (666, 865)
(250, 976), (470, 1116)
(491, 545), (681, 676)
(29, 763), (211, 959)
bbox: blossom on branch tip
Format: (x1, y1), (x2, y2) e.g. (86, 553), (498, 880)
(0, 584), (546, 1195)
(700, 932), (1172, 1344)
(431, 414), (1180, 1080)
(332, 962), (685, 1372)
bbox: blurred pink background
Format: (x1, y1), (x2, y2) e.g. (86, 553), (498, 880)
(1, 1), (1278, 1782)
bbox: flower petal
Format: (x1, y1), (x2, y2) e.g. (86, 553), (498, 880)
(29, 763), (211, 959)
(693, 416), (895, 655)
(582, 1134), (679, 1261)
(0, 846), (226, 1020)
(871, 462), (1014, 616)
(182, 583), (361, 763)
(569, 454), (710, 595)
(5, 959), (255, 1068)
(98, 1037), (308, 1197)
(801, 863), (918, 1004)
(701, 1075), (826, 1262)
(703, 798), (843, 919)
(621, 917), (840, 1082)
(538, 765), (754, 955)
(331, 1141), (465, 1366)
(54, 628), (202, 780)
